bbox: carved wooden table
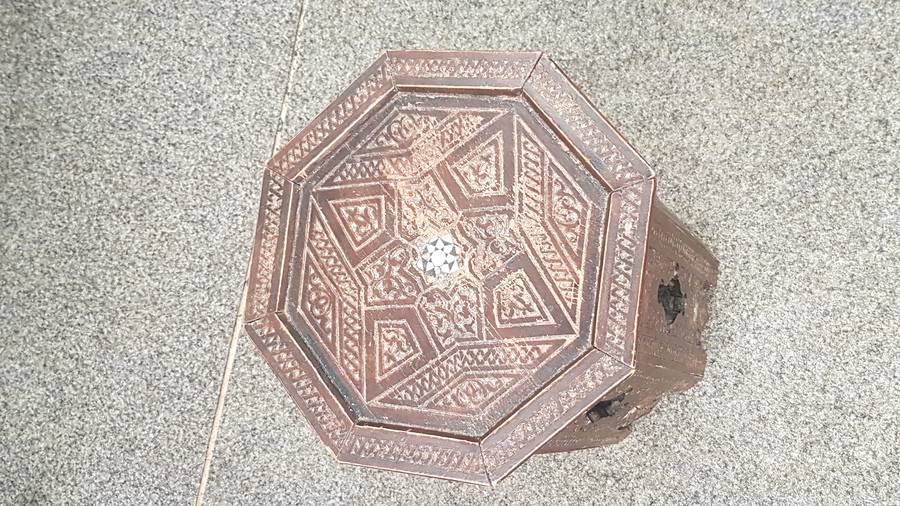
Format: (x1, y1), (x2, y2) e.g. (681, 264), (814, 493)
(243, 51), (718, 485)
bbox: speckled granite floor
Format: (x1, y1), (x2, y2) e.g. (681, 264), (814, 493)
(2, 1), (898, 505)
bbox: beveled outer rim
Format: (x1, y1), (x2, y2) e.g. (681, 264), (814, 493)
(244, 50), (658, 485)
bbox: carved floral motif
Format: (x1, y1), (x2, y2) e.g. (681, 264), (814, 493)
(419, 280), (482, 347)
(360, 244), (421, 305)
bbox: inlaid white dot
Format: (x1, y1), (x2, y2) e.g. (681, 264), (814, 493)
(416, 234), (460, 277)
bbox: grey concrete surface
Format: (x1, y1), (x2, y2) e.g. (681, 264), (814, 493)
(2, 0), (898, 505)
(0, 1), (301, 504)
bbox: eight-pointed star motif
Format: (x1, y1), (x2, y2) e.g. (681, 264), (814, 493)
(416, 234), (460, 276)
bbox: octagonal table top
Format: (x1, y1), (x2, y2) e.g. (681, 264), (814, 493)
(244, 50), (657, 484)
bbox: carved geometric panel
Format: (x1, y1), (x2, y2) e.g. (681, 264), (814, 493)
(426, 372), (521, 414)
(373, 319), (420, 381)
(359, 242), (422, 306)
(331, 195), (385, 250)
(247, 50), (664, 485)
(452, 132), (505, 198)
(397, 171), (459, 241)
(282, 91), (610, 439)
(418, 279), (484, 349)
(493, 270), (552, 327)
(357, 109), (448, 155)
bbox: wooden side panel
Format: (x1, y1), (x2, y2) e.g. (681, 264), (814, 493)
(538, 198), (718, 453)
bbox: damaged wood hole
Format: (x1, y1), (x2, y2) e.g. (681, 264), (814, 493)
(585, 391), (627, 424)
(657, 265), (686, 326)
